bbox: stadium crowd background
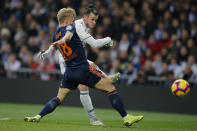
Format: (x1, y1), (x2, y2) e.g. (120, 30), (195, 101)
(0, 0), (197, 86)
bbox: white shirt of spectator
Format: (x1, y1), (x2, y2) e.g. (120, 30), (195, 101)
(4, 60), (21, 71)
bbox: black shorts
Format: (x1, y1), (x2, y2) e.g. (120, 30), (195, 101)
(60, 62), (102, 90)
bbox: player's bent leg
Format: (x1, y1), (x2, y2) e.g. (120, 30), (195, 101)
(94, 78), (115, 93)
(88, 60), (120, 83)
(94, 78), (143, 127)
(78, 84), (104, 126)
(24, 88), (71, 123)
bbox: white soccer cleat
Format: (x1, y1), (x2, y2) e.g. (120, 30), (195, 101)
(90, 118), (104, 126)
(108, 72), (120, 83)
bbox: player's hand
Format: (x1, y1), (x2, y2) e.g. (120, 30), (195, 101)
(105, 37), (113, 47)
(38, 50), (46, 61)
(108, 40), (113, 46)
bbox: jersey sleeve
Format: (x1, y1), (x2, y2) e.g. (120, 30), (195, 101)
(65, 24), (76, 34)
(75, 22), (91, 42)
(52, 32), (56, 43)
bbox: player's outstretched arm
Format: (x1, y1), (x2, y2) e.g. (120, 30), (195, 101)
(75, 23), (113, 48)
(85, 36), (113, 48)
(38, 30), (73, 61)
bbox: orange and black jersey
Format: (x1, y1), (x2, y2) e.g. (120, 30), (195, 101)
(52, 24), (87, 67)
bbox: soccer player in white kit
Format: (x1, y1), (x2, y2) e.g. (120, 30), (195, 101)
(57, 5), (120, 126)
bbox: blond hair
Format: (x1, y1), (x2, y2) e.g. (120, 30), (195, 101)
(57, 8), (76, 24)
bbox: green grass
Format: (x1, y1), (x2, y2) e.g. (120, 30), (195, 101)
(0, 103), (197, 131)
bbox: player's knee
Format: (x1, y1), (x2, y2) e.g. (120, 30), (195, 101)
(57, 88), (70, 103)
(105, 79), (116, 92)
(105, 85), (116, 93)
(78, 84), (89, 91)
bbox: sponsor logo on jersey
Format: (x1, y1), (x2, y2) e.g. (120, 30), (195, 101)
(66, 25), (72, 31)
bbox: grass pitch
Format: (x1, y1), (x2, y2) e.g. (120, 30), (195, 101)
(0, 103), (197, 131)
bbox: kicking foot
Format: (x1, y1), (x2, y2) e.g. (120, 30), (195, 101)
(108, 72), (120, 83)
(90, 118), (104, 126)
(24, 115), (41, 122)
(123, 115), (143, 127)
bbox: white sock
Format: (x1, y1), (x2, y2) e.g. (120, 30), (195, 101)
(123, 114), (129, 119)
(80, 90), (97, 121)
(36, 115), (41, 118)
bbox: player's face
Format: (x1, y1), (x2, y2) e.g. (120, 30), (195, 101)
(84, 13), (98, 28)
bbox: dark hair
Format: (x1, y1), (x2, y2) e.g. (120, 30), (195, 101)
(84, 4), (98, 16)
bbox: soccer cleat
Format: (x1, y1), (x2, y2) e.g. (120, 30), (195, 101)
(123, 115), (143, 127)
(90, 118), (104, 126)
(24, 115), (41, 122)
(108, 72), (120, 83)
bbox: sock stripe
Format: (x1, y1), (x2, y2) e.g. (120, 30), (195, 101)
(80, 92), (89, 95)
(108, 90), (118, 96)
(88, 108), (94, 113)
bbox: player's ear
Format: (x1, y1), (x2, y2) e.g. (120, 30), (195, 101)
(83, 15), (88, 21)
(65, 19), (68, 25)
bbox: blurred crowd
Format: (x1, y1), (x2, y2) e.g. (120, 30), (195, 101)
(0, 0), (197, 86)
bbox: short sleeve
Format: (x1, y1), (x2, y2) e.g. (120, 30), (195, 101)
(65, 24), (75, 34)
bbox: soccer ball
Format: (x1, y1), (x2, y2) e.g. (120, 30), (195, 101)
(171, 79), (190, 97)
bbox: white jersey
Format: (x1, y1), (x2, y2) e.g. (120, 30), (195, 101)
(74, 18), (91, 46)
